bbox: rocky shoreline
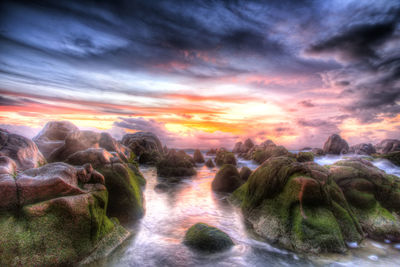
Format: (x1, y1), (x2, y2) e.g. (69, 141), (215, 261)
(1, 121), (399, 265)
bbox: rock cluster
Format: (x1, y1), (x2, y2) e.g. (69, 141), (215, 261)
(156, 149), (196, 177)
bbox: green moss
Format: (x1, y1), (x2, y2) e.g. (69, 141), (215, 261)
(98, 164), (144, 223)
(0, 192), (115, 266)
(344, 189), (376, 209)
(215, 151), (237, 166)
(183, 223), (233, 252)
(296, 152), (314, 162)
(380, 151), (400, 166)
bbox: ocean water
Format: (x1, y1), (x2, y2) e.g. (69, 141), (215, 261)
(89, 153), (400, 267)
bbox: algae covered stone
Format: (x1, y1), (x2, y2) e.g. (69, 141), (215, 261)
(233, 156), (363, 253)
(296, 152), (314, 162)
(215, 149), (237, 166)
(156, 149), (196, 177)
(183, 223), (234, 252)
(212, 164), (242, 193)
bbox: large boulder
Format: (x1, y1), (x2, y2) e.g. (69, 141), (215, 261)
(121, 132), (162, 164)
(233, 156), (363, 253)
(156, 150), (196, 177)
(0, 129), (46, 171)
(232, 142), (243, 153)
(65, 148), (145, 223)
(329, 158), (400, 241)
(375, 139), (400, 154)
(205, 158), (215, 168)
(193, 149), (205, 163)
(349, 143), (376, 155)
(323, 134), (349, 155)
(233, 138), (254, 156)
(212, 164), (242, 193)
(183, 223), (234, 252)
(215, 149), (237, 166)
(33, 121), (79, 160)
(0, 161), (127, 266)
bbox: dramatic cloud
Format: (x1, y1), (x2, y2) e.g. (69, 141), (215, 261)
(0, 0), (399, 149)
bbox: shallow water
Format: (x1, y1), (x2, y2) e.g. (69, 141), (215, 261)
(90, 154), (400, 267)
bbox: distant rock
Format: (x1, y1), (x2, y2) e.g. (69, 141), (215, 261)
(323, 134), (349, 155)
(206, 148), (217, 155)
(311, 148), (324, 156)
(122, 132), (163, 164)
(183, 223), (234, 252)
(239, 166), (252, 181)
(296, 152), (314, 162)
(251, 145), (289, 164)
(193, 149), (205, 163)
(375, 139), (400, 154)
(215, 149), (237, 166)
(156, 149), (196, 177)
(33, 121), (79, 160)
(205, 158), (215, 168)
(0, 129), (46, 170)
(349, 143), (376, 155)
(212, 164), (242, 192)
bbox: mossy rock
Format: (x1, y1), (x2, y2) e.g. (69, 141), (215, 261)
(380, 151), (400, 166)
(251, 145), (289, 164)
(212, 164), (242, 193)
(98, 163), (144, 223)
(183, 223), (234, 252)
(239, 166), (252, 181)
(156, 150), (196, 177)
(0, 190), (115, 266)
(193, 149), (205, 163)
(329, 158), (400, 241)
(296, 152), (314, 162)
(232, 156), (363, 253)
(215, 150), (237, 166)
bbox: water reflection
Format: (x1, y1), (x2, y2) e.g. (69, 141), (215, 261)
(89, 155), (400, 267)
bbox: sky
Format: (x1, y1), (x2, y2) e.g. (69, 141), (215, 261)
(0, 0), (399, 149)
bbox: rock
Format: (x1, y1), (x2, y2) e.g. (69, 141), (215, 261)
(66, 148), (115, 167)
(233, 156), (363, 253)
(380, 151), (400, 166)
(156, 150), (196, 177)
(205, 158), (215, 168)
(349, 143), (376, 155)
(97, 163), (145, 222)
(99, 132), (131, 162)
(251, 145), (289, 164)
(0, 160), (125, 266)
(212, 164), (242, 193)
(215, 149), (237, 166)
(193, 149), (205, 163)
(375, 139), (400, 154)
(232, 142), (243, 153)
(183, 223), (234, 252)
(296, 152), (314, 162)
(239, 167), (252, 181)
(49, 130), (101, 162)
(233, 139), (254, 155)
(33, 121), (79, 160)
(329, 158), (400, 242)
(121, 132), (162, 164)
(0, 156), (17, 175)
(206, 148), (217, 155)
(311, 148), (324, 156)
(323, 134), (349, 155)
(0, 129), (46, 170)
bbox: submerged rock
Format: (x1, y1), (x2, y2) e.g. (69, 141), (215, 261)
(233, 156), (363, 253)
(323, 134), (349, 155)
(205, 158), (215, 168)
(212, 164), (242, 193)
(193, 149), (205, 163)
(183, 223), (234, 252)
(156, 150), (196, 177)
(329, 158), (400, 242)
(0, 129), (46, 170)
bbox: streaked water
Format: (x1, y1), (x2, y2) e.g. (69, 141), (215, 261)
(89, 153), (400, 267)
